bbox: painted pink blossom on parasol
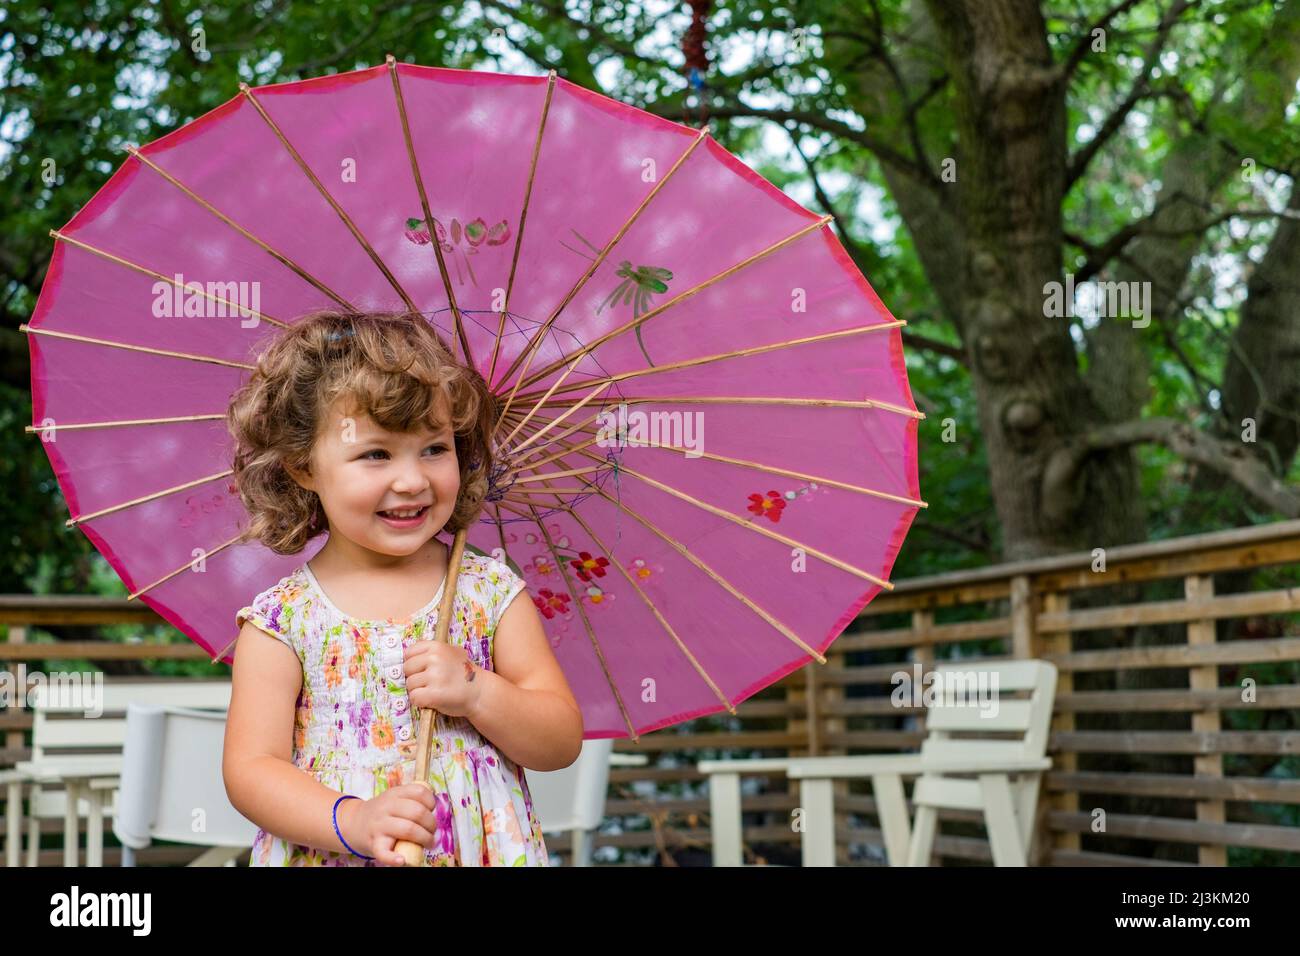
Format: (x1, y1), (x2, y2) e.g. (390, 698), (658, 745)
(23, 57), (925, 742)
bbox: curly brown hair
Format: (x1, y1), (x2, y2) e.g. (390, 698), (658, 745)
(226, 309), (497, 555)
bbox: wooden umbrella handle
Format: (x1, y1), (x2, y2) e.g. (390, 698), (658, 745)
(395, 527), (469, 867)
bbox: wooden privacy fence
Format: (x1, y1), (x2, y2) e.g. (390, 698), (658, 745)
(3, 520), (1299, 865)
(593, 518), (1300, 865)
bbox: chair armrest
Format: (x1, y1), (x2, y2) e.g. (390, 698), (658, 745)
(609, 753), (649, 767)
(915, 757), (1052, 774)
(786, 754), (926, 779)
(787, 755), (1051, 779)
(697, 758), (804, 776)
(14, 761), (50, 783)
(16, 756), (123, 783)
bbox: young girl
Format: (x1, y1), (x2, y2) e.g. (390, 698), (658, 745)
(221, 309), (583, 867)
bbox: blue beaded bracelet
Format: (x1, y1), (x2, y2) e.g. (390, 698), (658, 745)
(333, 794), (373, 860)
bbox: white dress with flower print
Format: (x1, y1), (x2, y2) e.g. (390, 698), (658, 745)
(235, 548), (551, 866)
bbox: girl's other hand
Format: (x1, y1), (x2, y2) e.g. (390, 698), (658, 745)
(403, 642), (484, 718)
(341, 784), (437, 866)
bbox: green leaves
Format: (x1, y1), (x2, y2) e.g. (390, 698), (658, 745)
(7, 0), (1298, 606)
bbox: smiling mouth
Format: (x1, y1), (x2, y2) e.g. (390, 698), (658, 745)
(377, 505), (430, 520)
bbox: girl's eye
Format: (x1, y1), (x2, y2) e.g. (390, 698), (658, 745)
(360, 445), (446, 461)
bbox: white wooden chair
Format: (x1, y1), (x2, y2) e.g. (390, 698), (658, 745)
(114, 703), (255, 866)
(5, 679), (231, 866)
(700, 659), (1058, 867)
(527, 737), (648, 865)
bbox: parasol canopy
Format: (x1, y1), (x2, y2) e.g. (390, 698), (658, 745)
(24, 57), (925, 741)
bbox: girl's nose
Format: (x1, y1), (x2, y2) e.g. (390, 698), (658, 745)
(391, 460), (430, 494)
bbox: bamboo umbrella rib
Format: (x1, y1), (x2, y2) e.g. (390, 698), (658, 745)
(645, 442), (927, 508)
(65, 469), (235, 528)
(564, 504), (738, 716)
(511, 465), (605, 484)
(504, 407), (926, 545)
(499, 405), (606, 467)
(521, 409), (924, 515)
(511, 319), (907, 404)
(504, 486), (592, 496)
(211, 635), (238, 664)
(502, 464), (595, 499)
(568, 445), (895, 589)
(494, 499), (536, 521)
(506, 403), (608, 452)
(512, 456), (740, 721)
(501, 376), (614, 452)
(20, 325), (257, 371)
(498, 349), (613, 443)
(128, 532), (245, 601)
(498, 401), (598, 466)
(505, 432), (833, 666)
(516, 213), (834, 392)
(508, 393), (925, 476)
(525, 502), (640, 742)
(239, 81), (419, 314)
(503, 404), (623, 471)
(506, 395), (852, 476)
(500, 405), (605, 469)
(492, 502), (511, 564)
(494, 126), (712, 423)
(25, 413), (225, 433)
(488, 70), (558, 387)
(47, 231), (287, 329)
(123, 145), (356, 312)
(554, 463), (828, 664)
(386, 56), (471, 366)
(542, 408), (871, 724)
(511, 405), (927, 508)
(495, 324), (617, 440)
(530, 394), (927, 420)
(512, 428), (604, 473)
(494, 124), (710, 391)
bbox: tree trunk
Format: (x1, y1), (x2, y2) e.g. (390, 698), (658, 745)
(924, 0), (1148, 559)
(1188, 183), (1300, 527)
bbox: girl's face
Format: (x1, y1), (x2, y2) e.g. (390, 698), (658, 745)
(288, 397), (461, 561)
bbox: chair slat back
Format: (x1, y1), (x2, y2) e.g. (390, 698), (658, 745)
(918, 660), (1058, 762)
(29, 680), (231, 761)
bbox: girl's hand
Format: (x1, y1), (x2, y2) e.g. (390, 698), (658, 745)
(402, 641), (485, 718)
(339, 784), (437, 867)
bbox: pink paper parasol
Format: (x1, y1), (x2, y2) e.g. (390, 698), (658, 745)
(24, 57), (925, 742)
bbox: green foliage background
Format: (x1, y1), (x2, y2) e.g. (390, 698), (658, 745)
(2, 0), (1296, 864)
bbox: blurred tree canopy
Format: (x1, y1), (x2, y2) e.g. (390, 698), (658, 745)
(2, 0), (1298, 598)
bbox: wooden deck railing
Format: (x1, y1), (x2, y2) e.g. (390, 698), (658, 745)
(3, 520), (1300, 865)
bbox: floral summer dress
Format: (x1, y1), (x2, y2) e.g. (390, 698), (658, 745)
(235, 546), (551, 867)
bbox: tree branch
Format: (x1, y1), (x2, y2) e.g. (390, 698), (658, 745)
(910, 516), (994, 555)
(1067, 199), (1297, 284)
(902, 329), (967, 362)
(1049, 417), (1300, 517)
(1065, 0), (1193, 189)
(158, 0), (205, 70)
(294, 2), (439, 74)
(517, 0), (655, 65)
(787, 129), (876, 263)
(1060, 0), (1146, 80)
(864, 0), (938, 180)
(788, 127), (967, 366)
(1152, 306), (1218, 417)
(647, 102), (944, 191)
